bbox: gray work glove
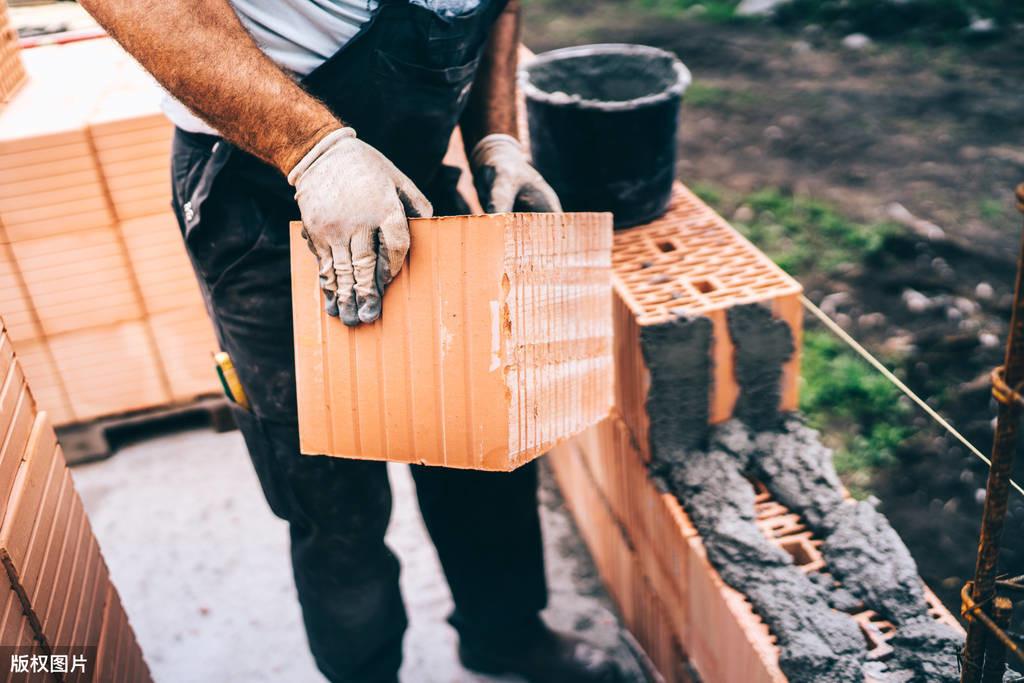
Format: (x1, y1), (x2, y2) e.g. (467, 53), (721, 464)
(289, 127), (433, 326)
(470, 133), (562, 213)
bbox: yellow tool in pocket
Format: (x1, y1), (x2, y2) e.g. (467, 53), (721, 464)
(214, 351), (250, 411)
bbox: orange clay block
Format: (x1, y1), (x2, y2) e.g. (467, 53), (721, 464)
(96, 582), (154, 683)
(147, 307), (220, 401)
(11, 226), (143, 338)
(546, 438), (695, 683)
(0, 244), (38, 342)
(291, 212), (614, 470)
(47, 321), (169, 423)
(118, 213), (205, 314)
(612, 183), (803, 458)
(8, 339), (72, 427)
(0, 325), (152, 681)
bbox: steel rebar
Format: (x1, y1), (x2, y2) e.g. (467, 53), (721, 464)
(960, 182), (1024, 683)
(980, 597), (1013, 683)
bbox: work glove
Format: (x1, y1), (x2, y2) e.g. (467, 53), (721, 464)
(289, 127), (432, 326)
(470, 133), (562, 213)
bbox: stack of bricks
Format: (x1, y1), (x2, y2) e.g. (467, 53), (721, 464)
(0, 0), (26, 106)
(0, 37), (219, 426)
(1, 319), (152, 680)
(548, 183), (962, 682)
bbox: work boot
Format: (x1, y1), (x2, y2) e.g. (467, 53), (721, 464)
(458, 624), (624, 683)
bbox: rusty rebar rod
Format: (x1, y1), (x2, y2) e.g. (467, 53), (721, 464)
(962, 584), (1024, 670)
(960, 183), (1024, 683)
(981, 597), (1014, 683)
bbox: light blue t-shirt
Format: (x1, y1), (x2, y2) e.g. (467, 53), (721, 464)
(164, 0), (481, 134)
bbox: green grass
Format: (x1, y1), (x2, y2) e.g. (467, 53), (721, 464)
(979, 197), (1010, 224)
(689, 181), (723, 208)
(684, 82), (758, 110)
(700, 186), (899, 278)
(631, 0), (741, 21)
(799, 330), (912, 497)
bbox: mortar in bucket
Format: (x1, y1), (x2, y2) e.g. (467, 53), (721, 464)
(521, 44), (690, 228)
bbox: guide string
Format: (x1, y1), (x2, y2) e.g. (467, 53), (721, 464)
(801, 295), (1024, 499)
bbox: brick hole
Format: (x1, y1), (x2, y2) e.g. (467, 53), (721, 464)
(856, 619), (894, 659)
(691, 280), (716, 294)
(875, 620), (896, 637)
(779, 537), (816, 567)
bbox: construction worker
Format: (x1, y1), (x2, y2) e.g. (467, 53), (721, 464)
(79, 1), (623, 681)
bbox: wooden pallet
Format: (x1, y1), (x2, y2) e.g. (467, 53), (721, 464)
(56, 395), (235, 465)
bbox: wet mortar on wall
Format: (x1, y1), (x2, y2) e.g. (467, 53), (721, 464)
(644, 308), (964, 681)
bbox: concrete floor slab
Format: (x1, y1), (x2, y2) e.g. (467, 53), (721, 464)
(70, 427), (641, 683)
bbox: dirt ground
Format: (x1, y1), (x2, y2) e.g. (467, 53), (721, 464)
(523, 2), (1024, 616)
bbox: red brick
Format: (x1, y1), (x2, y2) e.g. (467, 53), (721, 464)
(0, 414), (58, 571)
(0, 372), (30, 516)
(10, 441), (64, 616)
(39, 497), (84, 646)
(26, 470), (73, 630)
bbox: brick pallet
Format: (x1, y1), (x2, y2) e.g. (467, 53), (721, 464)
(549, 185), (963, 682)
(0, 322), (152, 681)
(291, 212), (615, 470)
(0, 38), (219, 426)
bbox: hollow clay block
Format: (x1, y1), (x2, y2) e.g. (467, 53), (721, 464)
(291, 212), (614, 470)
(612, 182), (803, 457)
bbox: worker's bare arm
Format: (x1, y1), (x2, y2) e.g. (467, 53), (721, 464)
(460, 0), (520, 153)
(79, 0), (340, 174)
(462, 1), (560, 213)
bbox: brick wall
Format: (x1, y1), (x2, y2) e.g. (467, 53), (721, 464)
(0, 322), (151, 681)
(549, 185), (963, 682)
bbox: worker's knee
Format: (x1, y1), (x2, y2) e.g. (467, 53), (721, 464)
(232, 408), (392, 543)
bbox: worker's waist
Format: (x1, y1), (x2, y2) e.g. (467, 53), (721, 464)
(173, 126), (294, 201)
(174, 127), (223, 152)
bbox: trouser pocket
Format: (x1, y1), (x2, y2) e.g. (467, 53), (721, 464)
(170, 130), (271, 288)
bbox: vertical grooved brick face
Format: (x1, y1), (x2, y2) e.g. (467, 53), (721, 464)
(291, 213), (615, 470)
(0, 324), (153, 682)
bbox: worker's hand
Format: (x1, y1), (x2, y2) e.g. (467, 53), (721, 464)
(289, 127), (432, 326)
(470, 134), (562, 213)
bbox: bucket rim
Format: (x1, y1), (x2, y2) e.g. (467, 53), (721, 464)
(519, 43), (692, 112)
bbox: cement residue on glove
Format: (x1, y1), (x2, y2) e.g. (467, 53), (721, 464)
(471, 133), (562, 214)
(289, 127), (432, 326)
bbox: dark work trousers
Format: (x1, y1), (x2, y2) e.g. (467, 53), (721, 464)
(167, 2), (547, 682)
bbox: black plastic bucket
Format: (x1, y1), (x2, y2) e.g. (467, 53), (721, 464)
(521, 44), (690, 228)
